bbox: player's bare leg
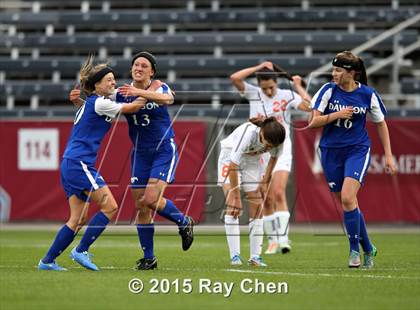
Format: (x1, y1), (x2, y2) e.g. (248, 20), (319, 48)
(268, 170), (291, 253)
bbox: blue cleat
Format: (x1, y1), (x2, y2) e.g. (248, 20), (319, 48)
(230, 255), (243, 266)
(38, 259), (67, 271)
(70, 247), (99, 271)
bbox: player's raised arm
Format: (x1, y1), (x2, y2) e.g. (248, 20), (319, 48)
(230, 61), (274, 92)
(292, 75), (312, 112)
(119, 97), (147, 114)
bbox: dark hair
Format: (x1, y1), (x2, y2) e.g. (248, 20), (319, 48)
(249, 116), (286, 147)
(256, 67), (277, 83)
(333, 51), (368, 85)
(131, 51), (157, 77)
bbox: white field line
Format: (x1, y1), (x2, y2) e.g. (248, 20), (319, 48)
(0, 265), (419, 281)
(224, 269), (420, 281)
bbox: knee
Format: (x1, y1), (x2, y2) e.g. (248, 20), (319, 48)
(139, 194), (159, 210)
(102, 201), (119, 218)
(274, 189), (286, 204)
(341, 194), (355, 210)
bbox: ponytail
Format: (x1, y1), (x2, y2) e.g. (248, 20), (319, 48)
(356, 57), (368, 85)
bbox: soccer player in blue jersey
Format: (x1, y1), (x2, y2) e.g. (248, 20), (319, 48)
(309, 51), (397, 268)
(38, 55), (146, 271)
(117, 52), (194, 270)
(70, 52), (194, 270)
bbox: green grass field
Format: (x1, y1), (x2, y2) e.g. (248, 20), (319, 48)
(0, 229), (419, 310)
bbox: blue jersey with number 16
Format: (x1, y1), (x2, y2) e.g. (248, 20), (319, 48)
(311, 82), (387, 148)
(116, 83), (175, 149)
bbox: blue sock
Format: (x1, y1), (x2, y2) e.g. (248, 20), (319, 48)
(344, 209), (360, 253)
(158, 199), (188, 227)
(76, 212), (109, 253)
(137, 224), (155, 259)
(359, 210), (373, 253)
(42, 225), (75, 264)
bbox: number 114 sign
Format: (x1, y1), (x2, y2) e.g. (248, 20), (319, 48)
(18, 129), (59, 170)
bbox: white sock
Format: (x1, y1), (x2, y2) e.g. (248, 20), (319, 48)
(263, 214), (277, 244)
(249, 218), (264, 258)
(224, 215), (240, 259)
(275, 211), (290, 244)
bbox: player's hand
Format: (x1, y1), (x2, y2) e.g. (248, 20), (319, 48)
(69, 85), (81, 103)
(226, 189), (242, 219)
(259, 61), (274, 70)
(118, 84), (140, 97)
(292, 75), (302, 86)
(132, 97), (146, 108)
(337, 106), (353, 119)
(384, 155), (397, 175)
(257, 182), (268, 199)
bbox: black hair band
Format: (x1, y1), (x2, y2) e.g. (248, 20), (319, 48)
(332, 58), (360, 71)
(131, 51), (157, 75)
(86, 67), (114, 89)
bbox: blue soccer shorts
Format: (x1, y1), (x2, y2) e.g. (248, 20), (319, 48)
(130, 138), (178, 188)
(60, 158), (107, 201)
(320, 145), (371, 192)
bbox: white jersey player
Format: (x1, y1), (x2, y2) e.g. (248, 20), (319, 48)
(218, 117), (286, 266)
(230, 61), (312, 254)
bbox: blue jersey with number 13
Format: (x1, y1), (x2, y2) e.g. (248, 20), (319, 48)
(116, 83), (175, 149)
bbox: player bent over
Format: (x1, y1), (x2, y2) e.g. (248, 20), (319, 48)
(218, 117), (286, 266)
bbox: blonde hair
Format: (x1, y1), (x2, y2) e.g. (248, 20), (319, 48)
(79, 54), (111, 96)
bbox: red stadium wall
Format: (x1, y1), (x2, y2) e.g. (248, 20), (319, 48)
(0, 120), (207, 223)
(294, 119), (420, 223)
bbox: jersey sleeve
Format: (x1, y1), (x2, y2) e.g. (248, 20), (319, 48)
(229, 126), (254, 165)
(94, 97), (122, 118)
(311, 83), (333, 113)
(369, 90), (387, 123)
(241, 82), (261, 101)
(156, 83), (172, 95)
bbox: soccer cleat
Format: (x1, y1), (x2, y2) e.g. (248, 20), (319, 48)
(179, 216), (194, 251)
(230, 255), (243, 266)
(248, 256), (267, 267)
(38, 259), (67, 271)
(264, 242), (279, 255)
(279, 241), (292, 254)
(362, 245), (377, 269)
(70, 247), (99, 271)
(348, 250), (361, 268)
(135, 257), (158, 270)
